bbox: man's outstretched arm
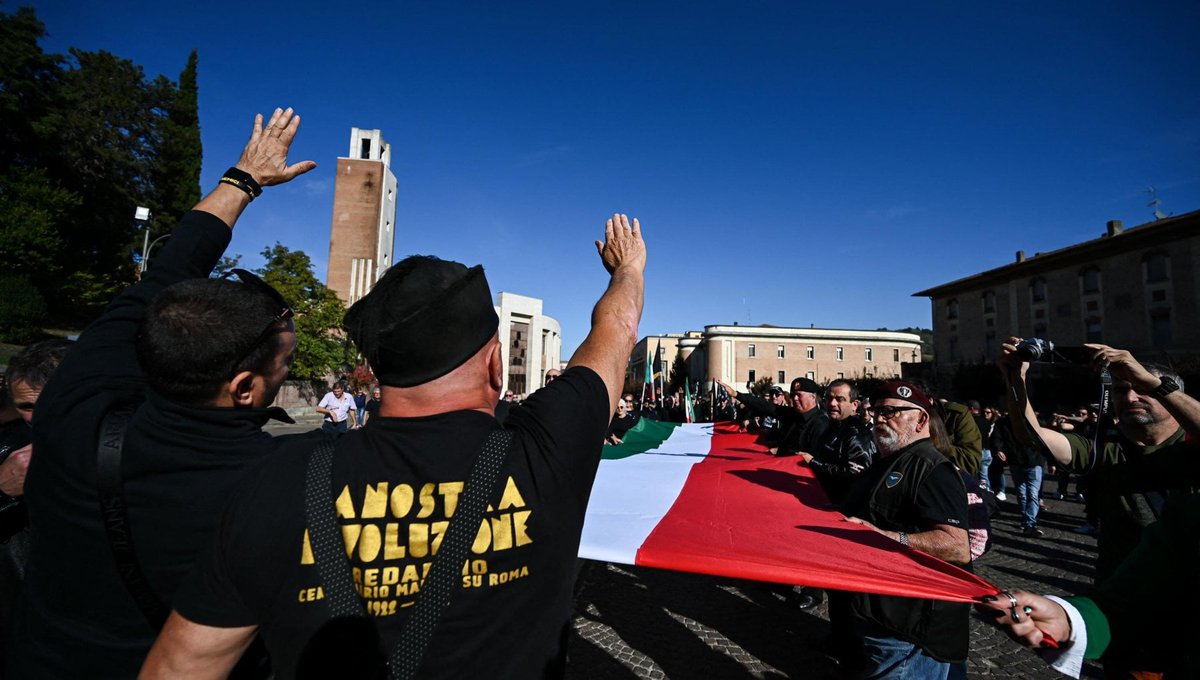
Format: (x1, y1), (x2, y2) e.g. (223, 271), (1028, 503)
(40, 108), (316, 403)
(567, 213), (647, 417)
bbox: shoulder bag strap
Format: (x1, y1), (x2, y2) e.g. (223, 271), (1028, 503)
(96, 405), (170, 630)
(389, 428), (513, 679)
(303, 437), (366, 618)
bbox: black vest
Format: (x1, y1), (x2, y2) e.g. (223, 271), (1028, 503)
(848, 439), (971, 663)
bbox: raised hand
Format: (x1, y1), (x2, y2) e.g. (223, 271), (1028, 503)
(235, 107), (317, 187)
(595, 213), (647, 275)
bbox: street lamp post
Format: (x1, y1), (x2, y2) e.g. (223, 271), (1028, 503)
(141, 234), (172, 274)
(136, 206), (153, 275)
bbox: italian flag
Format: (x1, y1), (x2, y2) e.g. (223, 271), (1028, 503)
(579, 421), (998, 603)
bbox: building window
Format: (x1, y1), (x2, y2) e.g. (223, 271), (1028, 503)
(1035, 308), (1045, 319)
(946, 298), (959, 320)
(949, 337), (960, 362)
(893, 349), (900, 362)
(836, 372), (844, 379)
(1152, 289), (1167, 303)
(982, 290), (995, 313)
(747, 343), (756, 358)
(986, 317), (995, 327)
(778, 371), (786, 384)
(1030, 277), (1047, 303)
(1151, 311), (1172, 346)
(748, 369), (756, 383)
(806, 371), (815, 380)
(1145, 252), (1169, 283)
(1034, 322), (1047, 336)
(836, 346), (844, 361)
(1081, 267), (1101, 294)
(865, 348), (873, 362)
(777, 345), (785, 359)
(1085, 300), (1099, 312)
(806, 346), (815, 360)
(1085, 317), (1103, 343)
(985, 331), (997, 359)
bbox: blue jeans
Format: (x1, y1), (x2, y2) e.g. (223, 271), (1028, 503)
(1013, 465), (1043, 528)
(856, 620), (951, 679)
(979, 448), (992, 491)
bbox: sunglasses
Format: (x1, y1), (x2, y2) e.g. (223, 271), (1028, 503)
(222, 268), (294, 376)
(869, 405), (923, 419)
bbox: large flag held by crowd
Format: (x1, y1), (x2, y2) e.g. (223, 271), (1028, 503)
(580, 421), (999, 603)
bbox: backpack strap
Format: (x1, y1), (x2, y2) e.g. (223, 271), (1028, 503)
(303, 428), (515, 680)
(96, 405), (170, 630)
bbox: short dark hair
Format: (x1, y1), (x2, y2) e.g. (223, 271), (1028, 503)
(6, 338), (73, 392)
(136, 278), (290, 405)
(826, 379), (859, 401)
(1142, 362), (1185, 394)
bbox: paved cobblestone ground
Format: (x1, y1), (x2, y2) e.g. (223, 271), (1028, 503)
(568, 486), (1106, 679)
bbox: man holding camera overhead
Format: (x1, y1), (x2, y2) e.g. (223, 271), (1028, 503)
(997, 337), (1200, 677)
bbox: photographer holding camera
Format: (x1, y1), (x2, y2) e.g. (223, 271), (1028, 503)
(997, 337), (1200, 678)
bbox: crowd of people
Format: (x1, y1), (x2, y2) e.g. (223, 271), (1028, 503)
(0, 105), (1195, 680)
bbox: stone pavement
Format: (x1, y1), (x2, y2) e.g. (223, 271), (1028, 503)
(567, 488), (1104, 679)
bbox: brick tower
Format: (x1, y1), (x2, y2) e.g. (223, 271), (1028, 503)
(326, 128), (398, 305)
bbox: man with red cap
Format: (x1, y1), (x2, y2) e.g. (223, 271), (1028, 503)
(838, 380), (972, 679)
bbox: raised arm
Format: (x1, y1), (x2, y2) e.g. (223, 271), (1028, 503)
(567, 214), (647, 417)
(997, 337), (1072, 466)
(38, 108), (316, 407)
(1089, 343), (1200, 441)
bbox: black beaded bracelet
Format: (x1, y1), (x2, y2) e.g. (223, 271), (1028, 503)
(219, 166), (263, 199)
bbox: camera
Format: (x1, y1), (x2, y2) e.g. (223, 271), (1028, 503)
(1014, 338), (1093, 364)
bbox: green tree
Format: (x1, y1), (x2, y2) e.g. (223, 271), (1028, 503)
(210, 254), (243, 279)
(256, 243), (353, 380)
(0, 166), (78, 285)
(0, 7), (202, 323)
(0, 8), (61, 169)
(0, 275), (47, 343)
(149, 50), (201, 237)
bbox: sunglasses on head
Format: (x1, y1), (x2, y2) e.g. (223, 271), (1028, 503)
(222, 268), (294, 376)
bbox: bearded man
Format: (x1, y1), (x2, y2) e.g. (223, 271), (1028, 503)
(838, 380), (971, 679)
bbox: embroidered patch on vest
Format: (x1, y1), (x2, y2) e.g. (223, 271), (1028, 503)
(885, 472), (903, 488)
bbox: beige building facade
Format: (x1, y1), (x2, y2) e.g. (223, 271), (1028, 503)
(915, 209), (1199, 374)
(495, 292), (561, 397)
(629, 326), (923, 393)
(326, 128), (398, 305)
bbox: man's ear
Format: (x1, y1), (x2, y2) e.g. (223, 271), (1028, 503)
(228, 370), (258, 407)
(488, 340), (503, 391)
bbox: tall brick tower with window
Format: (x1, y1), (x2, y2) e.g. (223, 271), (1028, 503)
(326, 128), (398, 305)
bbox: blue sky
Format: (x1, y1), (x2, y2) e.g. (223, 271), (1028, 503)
(28, 1), (1200, 356)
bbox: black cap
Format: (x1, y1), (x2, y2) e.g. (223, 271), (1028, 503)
(790, 377), (821, 394)
(344, 256), (499, 387)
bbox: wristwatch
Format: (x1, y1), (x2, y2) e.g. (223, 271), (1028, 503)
(1148, 376), (1180, 400)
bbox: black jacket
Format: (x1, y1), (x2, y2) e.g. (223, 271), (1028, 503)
(809, 415), (876, 503)
(736, 392), (830, 456)
(13, 211), (315, 677)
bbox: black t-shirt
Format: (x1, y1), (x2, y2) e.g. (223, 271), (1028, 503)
(176, 367), (610, 679)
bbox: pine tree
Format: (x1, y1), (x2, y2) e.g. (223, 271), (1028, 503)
(151, 49), (202, 236)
